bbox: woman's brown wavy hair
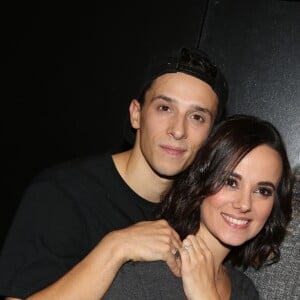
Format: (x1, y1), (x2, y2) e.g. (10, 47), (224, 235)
(155, 114), (293, 269)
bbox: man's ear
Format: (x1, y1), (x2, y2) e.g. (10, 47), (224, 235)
(129, 99), (141, 129)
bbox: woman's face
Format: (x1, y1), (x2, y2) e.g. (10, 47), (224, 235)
(200, 144), (283, 247)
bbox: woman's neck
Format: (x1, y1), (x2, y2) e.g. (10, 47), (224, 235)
(196, 226), (231, 274)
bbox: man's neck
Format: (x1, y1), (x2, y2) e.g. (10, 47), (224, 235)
(112, 150), (173, 203)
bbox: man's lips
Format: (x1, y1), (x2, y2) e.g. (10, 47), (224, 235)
(160, 145), (187, 156)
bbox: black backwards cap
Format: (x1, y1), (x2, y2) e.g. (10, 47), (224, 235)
(136, 47), (228, 120)
(122, 47), (229, 147)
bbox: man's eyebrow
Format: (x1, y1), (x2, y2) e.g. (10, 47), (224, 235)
(151, 94), (176, 103)
(151, 94), (213, 117)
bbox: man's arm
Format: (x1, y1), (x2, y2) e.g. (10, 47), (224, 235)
(9, 220), (181, 300)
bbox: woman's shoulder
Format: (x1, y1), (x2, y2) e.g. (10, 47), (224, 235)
(227, 265), (259, 300)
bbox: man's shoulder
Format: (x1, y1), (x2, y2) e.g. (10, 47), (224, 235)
(32, 152), (113, 184)
(19, 152), (116, 204)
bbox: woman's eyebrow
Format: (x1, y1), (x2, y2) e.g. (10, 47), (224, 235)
(257, 182), (276, 190)
(230, 172), (242, 180)
(231, 172), (276, 190)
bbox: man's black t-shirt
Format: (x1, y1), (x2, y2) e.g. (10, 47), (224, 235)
(0, 153), (157, 298)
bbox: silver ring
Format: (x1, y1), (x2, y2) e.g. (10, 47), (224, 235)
(172, 248), (180, 259)
(183, 244), (192, 250)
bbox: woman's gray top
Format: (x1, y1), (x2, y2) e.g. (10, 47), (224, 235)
(103, 261), (259, 299)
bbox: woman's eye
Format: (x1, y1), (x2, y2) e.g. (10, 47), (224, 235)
(225, 177), (237, 187)
(257, 187), (273, 197)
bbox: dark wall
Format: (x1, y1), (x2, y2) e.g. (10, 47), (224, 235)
(200, 0), (300, 169)
(1, 1), (208, 246)
(2, 0), (300, 250)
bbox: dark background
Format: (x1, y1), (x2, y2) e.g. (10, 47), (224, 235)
(1, 0), (300, 253)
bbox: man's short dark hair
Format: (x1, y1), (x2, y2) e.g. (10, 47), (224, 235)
(122, 46), (229, 148)
(137, 47), (228, 119)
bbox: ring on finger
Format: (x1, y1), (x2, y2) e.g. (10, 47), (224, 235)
(183, 243), (192, 251)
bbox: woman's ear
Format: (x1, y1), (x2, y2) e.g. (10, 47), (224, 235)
(129, 99), (141, 129)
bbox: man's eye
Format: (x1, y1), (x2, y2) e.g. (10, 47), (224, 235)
(191, 114), (205, 122)
(158, 105), (170, 112)
(225, 177), (237, 187)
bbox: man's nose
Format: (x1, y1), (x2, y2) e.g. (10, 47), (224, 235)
(167, 115), (187, 140)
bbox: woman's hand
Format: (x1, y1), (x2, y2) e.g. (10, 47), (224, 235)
(179, 235), (220, 300)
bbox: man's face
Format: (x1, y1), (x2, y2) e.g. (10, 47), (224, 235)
(130, 72), (218, 177)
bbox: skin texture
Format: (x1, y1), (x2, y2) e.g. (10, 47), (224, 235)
(118, 72), (218, 202)
(131, 72), (218, 178)
(178, 145), (283, 300)
(200, 144), (282, 247)
(6, 72), (218, 300)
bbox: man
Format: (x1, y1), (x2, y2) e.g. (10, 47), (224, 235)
(0, 47), (228, 299)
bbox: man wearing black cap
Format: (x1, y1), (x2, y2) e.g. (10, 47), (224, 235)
(0, 47), (228, 300)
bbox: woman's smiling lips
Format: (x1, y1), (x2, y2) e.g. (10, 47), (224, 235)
(221, 213), (250, 228)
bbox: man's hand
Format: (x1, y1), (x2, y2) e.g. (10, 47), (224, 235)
(107, 219), (182, 277)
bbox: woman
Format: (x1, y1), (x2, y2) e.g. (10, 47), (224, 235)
(103, 114), (293, 300)
(245, 165), (300, 299)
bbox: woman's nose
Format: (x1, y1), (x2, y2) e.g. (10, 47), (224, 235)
(232, 191), (252, 212)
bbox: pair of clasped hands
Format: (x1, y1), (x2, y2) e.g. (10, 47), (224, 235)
(115, 219), (220, 300)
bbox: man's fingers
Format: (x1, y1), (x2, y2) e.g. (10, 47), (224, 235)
(167, 250), (182, 277)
